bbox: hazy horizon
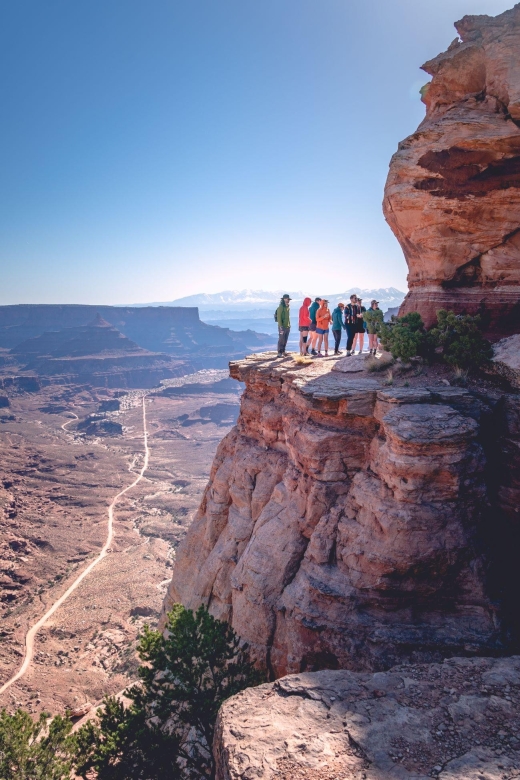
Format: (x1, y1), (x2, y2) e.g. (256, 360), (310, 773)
(1, 0), (513, 305)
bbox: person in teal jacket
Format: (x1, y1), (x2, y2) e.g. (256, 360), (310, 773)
(308, 297), (321, 355)
(276, 294), (291, 357)
(331, 303), (345, 355)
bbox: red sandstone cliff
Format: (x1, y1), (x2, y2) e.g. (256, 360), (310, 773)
(164, 355), (520, 676)
(384, 4), (520, 337)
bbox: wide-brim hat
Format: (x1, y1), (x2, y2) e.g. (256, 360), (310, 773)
(282, 294), (292, 300)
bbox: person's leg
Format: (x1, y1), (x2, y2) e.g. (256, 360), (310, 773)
(302, 330), (309, 354)
(316, 333), (323, 354)
(324, 332), (329, 355)
(309, 325), (317, 354)
(299, 329), (304, 355)
(277, 326), (285, 356)
(333, 329), (341, 353)
(346, 325), (354, 354)
(282, 327), (290, 354)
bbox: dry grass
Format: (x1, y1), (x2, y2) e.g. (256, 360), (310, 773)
(452, 366), (469, 386)
(293, 354), (313, 365)
(366, 353), (394, 373)
(383, 369), (394, 386)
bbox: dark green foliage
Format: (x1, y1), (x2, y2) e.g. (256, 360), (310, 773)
(428, 309), (492, 369)
(362, 308), (384, 335)
(0, 708), (80, 780)
(379, 312), (425, 362)
(77, 604), (263, 779)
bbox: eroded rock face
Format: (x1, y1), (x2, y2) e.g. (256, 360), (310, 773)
(214, 656), (520, 780)
(383, 4), (520, 338)
(165, 354), (520, 676)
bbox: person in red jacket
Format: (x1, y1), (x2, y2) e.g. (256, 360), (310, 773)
(298, 297), (312, 355)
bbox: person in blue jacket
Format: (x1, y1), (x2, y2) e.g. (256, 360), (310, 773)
(331, 302), (345, 355)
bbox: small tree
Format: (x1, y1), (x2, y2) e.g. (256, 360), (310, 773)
(428, 309), (492, 369)
(379, 312), (425, 362)
(0, 708), (79, 780)
(77, 604), (263, 780)
(362, 308), (384, 335)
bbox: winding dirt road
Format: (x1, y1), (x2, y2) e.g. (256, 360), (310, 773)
(61, 411), (79, 431)
(0, 397), (150, 697)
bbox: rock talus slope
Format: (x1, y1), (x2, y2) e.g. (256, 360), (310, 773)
(383, 4), (520, 337)
(214, 656), (520, 780)
(165, 354), (520, 676)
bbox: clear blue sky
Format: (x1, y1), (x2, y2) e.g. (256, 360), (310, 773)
(0, 0), (513, 304)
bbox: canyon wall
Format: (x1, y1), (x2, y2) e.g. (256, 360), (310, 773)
(165, 354), (520, 676)
(0, 304), (269, 364)
(383, 5), (520, 337)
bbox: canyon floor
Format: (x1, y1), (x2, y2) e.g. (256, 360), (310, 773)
(0, 371), (240, 715)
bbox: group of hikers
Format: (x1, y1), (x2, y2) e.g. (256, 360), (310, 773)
(275, 294), (384, 358)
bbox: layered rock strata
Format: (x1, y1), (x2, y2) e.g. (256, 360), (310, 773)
(166, 354), (520, 676)
(383, 5), (520, 337)
(214, 656), (520, 780)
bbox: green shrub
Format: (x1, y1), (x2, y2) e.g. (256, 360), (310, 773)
(0, 709), (80, 780)
(428, 309), (492, 369)
(362, 308), (384, 335)
(77, 604), (263, 780)
(379, 312), (425, 362)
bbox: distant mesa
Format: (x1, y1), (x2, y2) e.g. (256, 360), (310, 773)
(384, 4), (520, 338)
(9, 317), (184, 388)
(11, 318), (145, 360)
(87, 313), (113, 328)
(0, 304), (273, 387)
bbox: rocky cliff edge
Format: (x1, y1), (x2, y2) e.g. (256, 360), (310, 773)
(165, 352), (520, 676)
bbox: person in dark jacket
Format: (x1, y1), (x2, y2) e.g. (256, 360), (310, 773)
(308, 297), (321, 355)
(343, 294), (359, 356)
(276, 294), (291, 357)
(331, 303), (345, 355)
(352, 296), (367, 355)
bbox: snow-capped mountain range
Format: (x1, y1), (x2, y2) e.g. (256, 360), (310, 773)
(145, 288), (406, 312)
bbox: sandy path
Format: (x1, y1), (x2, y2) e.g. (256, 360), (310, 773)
(0, 397), (150, 696)
(61, 411), (79, 431)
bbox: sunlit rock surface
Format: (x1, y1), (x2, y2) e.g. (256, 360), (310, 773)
(165, 353), (520, 676)
(384, 5), (520, 338)
(214, 656), (520, 780)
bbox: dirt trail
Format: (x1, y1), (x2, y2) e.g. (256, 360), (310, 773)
(0, 397), (150, 697)
(61, 411), (79, 431)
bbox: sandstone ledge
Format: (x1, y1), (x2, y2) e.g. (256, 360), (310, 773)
(166, 352), (520, 675)
(215, 656), (520, 780)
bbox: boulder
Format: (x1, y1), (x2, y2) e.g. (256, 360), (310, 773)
(492, 333), (520, 388)
(214, 656), (520, 780)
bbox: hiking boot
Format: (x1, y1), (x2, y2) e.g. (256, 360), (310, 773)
(311, 349), (317, 355)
